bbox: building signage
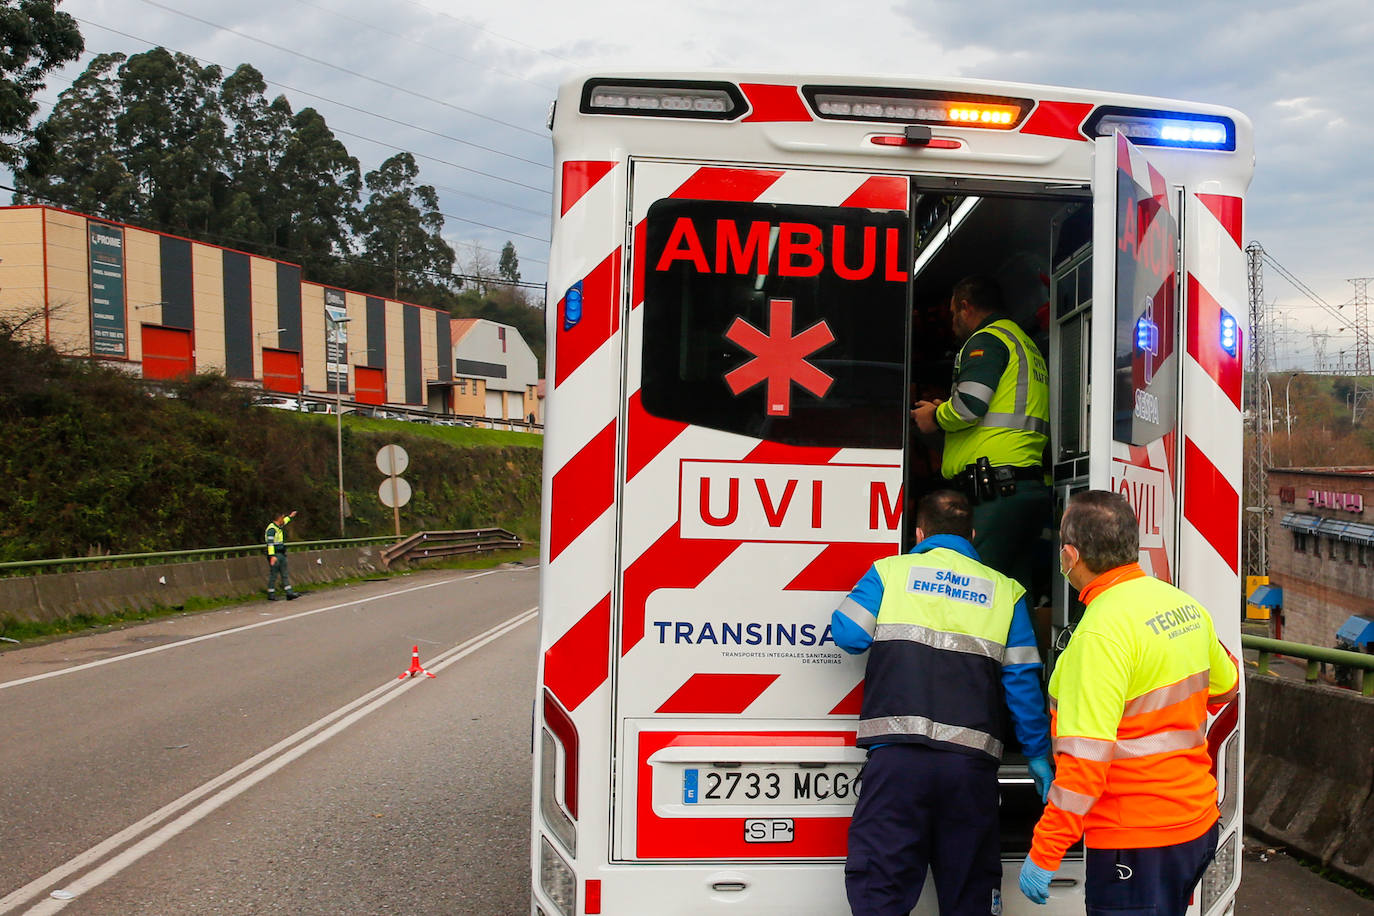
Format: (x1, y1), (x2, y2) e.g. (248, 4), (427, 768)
(88, 221), (127, 357)
(324, 288), (347, 393)
(1308, 489), (1364, 513)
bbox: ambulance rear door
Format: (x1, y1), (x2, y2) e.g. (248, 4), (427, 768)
(613, 161), (911, 863)
(1088, 132), (1184, 581)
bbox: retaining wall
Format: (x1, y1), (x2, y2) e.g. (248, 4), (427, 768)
(0, 546), (385, 626)
(1244, 669), (1374, 887)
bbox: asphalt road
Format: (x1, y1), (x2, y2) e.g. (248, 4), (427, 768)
(0, 565), (539, 915)
(2, 565), (1370, 915)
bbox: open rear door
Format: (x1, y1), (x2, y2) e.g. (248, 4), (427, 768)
(613, 161), (911, 863)
(1089, 132), (1183, 580)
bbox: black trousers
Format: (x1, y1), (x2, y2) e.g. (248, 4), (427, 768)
(1084, 823), (1219, 916)
(845, 744), (1002, 916)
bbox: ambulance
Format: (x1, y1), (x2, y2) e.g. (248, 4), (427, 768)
(532, 71), (1250, 915)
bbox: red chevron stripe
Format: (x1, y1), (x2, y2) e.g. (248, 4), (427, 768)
(829, 679), (864, 715)
(841, 176), (908, 210)
(1020, 100), (1093, 141)
(554, 247), (621, 388)
(1195, 193), (1244, 248)
(549, 419), (617, 562)
(621, 523), (739, 654)
(626, 389), (688, 481)
(1186, 274), (1242, 409)
(544, 593), (611, 712)
(656, 673), (780, 713)
(670, 166), (784, 202)
(631, 219), (647, 308)
(561, 160), (615, 216)
(740, 83), (813, 123)
(784, 542), (897, 591)
(1183, 437), (1239, 573)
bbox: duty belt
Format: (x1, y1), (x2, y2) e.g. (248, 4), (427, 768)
(952, 459), (1043, 502)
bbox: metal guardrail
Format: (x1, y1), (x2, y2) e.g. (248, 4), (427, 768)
(380, 528), (524, 569)
(0, 536), (398, 577)
(1243, 634), (1374, 697)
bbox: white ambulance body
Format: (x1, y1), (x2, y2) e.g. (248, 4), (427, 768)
(533, 72), (1251, 916)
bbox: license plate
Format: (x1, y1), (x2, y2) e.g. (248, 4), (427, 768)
(682, 764), (861, 805)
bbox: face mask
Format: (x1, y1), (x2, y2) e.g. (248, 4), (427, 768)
(1059, 547), (1074, 578)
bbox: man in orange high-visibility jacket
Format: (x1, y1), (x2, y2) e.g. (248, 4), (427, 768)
(1019, 490), (1239, 914)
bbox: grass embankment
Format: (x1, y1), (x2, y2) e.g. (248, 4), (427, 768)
(0, 326), (544, 638)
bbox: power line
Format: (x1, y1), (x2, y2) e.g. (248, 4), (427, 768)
(284, 0), (558, 92)
(73, 18), (552, 173)
(395, 0), (575, 65)
(0, 181), (547, 292)
(133, 0), (548, 140)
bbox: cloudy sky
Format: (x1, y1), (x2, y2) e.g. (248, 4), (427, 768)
(9, 0), (1372, 369)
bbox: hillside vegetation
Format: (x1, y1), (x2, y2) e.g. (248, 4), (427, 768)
(0, 328), (542, 562)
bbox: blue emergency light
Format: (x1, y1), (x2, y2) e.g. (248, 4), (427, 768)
(563, 282), (583, 331)
(1220, 309), (1238, 356)
(1085, 106), (1236, 151)
(1135, 316), (1159, 354)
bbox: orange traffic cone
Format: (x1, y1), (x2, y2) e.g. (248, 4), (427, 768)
(398, 645), (436, 679)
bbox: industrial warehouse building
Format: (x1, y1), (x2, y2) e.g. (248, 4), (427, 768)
(0, 204), (542, 426)
(1264, 466), (1374, 651)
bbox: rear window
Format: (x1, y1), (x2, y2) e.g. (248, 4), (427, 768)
(639, 198), (908, 449)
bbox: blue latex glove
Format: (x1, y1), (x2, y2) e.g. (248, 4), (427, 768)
(1028, 755), (1054, 804)
(1019, 855), (1054, 905)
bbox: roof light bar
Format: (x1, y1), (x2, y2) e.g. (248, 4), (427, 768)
(581, 79), (744, 120)
(1085, 105), (1236, 151)
(804, 86), (1031, 130)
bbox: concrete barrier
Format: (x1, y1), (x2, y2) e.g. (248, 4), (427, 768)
(1244, 670), (1374, 886)
(0, 546), (385, 627)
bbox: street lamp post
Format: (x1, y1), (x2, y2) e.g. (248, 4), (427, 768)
(328, 315), (352, 537)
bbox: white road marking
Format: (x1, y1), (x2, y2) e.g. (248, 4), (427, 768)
(0, 566), (535, 691)
(0, 607), (538, 915)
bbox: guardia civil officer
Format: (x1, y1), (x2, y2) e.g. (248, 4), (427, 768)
(1018, 490), (1239, 912)
(832, 489), (1053, 916)
(264, 510), (300, 600)
(911, 275), (1051, 598)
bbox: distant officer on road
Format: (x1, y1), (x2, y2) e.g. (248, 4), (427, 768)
(911, 275), (1051, 599)
(832, 489), (1052, 916)
(1018, 490), (1240, 912)
(265, 510), (300, 601)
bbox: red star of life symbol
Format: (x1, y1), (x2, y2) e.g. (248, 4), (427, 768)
(723, 298), (836, 417)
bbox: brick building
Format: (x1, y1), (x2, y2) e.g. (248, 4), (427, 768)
(1265, 467), (1374, 647)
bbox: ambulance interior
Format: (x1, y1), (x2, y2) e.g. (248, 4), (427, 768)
(903, 187), (1093, 856)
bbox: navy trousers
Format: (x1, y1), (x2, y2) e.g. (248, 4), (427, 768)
(845, 743), (1002, 916)
(1084, 823), (1219, 916)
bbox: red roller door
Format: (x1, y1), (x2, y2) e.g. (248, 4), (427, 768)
(262, 348), (302, 394)
(141, 325), (193, 380)
(355, 365), (385, 405)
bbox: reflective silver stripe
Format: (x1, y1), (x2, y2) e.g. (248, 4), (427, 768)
(1003, 645), (1042, 667)
(955, 380), (997, 405)
(983, 412), (1051, 433)
(857, 715), (1003, 757)
(1113, 728), (1206, 759)
(948, 391), (981, 422)
(1211, 684), (1239, 705)
(875, 622), (1004, 662)
(1054, 735), (1114, 761)
(836, 597), (877, 637)
(1048, 783), (1098, 816)
(1122, 671), (1210, 717)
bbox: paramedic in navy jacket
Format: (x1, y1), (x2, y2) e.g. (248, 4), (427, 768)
(831, 489), (1052, 916)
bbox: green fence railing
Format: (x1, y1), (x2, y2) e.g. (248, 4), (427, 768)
(1243, 634), (1374, 698)
(0, 536), (399, 577)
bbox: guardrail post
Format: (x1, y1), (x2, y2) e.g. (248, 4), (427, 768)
(1257, 650), (1272, 676)
(1305, 659), (1320, 683)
